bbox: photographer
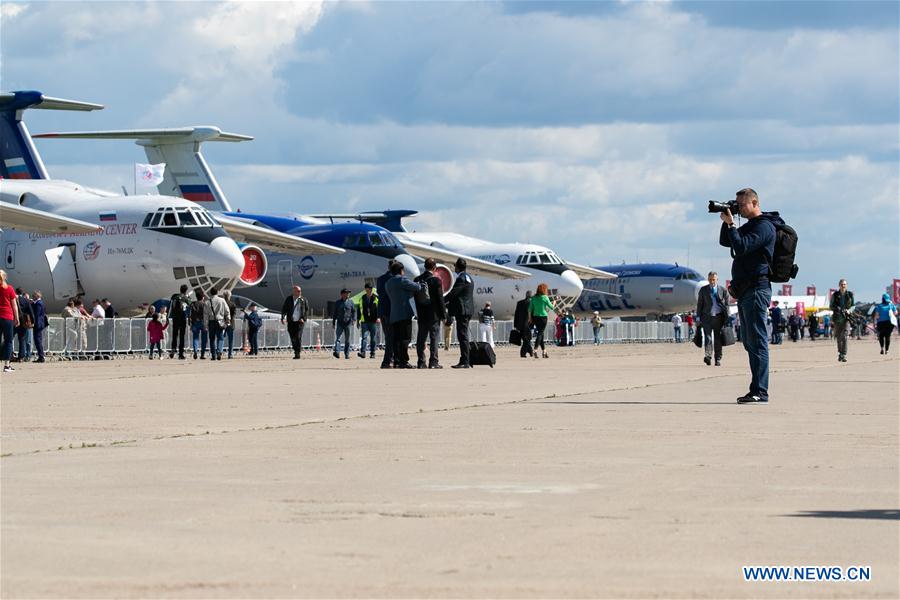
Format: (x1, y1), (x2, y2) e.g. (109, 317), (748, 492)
(717, 188), (781, 404)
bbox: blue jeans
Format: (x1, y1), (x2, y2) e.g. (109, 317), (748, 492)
(737, 286), (771, 398)
(209, 322), (224, 357)
(359, 322), (377, 355)
(593, 326), (603, 344)
(334, 322), (351, 356)
(673, 326), (681, 343)
(191, 322), (207, 355)
(224, 327), (234, 358)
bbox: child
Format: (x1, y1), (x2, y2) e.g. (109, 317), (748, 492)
(147, 312), (168, 359)
(245, 303), (262, 356)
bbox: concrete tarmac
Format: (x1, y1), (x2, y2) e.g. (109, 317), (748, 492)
(1, 339), (898, 598)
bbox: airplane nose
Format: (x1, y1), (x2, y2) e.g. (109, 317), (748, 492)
(395, 253), (420, 278)
(559, 269), (584, 298)
(209, 235), (246, 281)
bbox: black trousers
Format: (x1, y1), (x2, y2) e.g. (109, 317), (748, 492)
(519, 326), (534, 357)
(877, 321), (894, 351)
(393, 319), (413, 366)
(170, 320), (187, 356)
(380, 319), (394, 367)
(416, 318), (440, 366)
(287, 321), (304, 354)
(455, 316), (471, 365)
(532, 316), (548, 351)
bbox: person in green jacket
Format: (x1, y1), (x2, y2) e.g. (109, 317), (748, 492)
(829, 279), (855, 362)
(528, 283), (555, 359)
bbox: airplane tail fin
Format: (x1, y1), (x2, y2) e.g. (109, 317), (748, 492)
(0, 90), (103, 180)
(307, 209), (418, 232)
(32, 126), (251, 212)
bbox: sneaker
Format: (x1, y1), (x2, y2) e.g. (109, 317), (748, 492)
(736, 393), (755, 404)
(333, 351), (340, 359)
(756, 396), (769, 403)
(704, 356), (712, 366)
(417, 362), (427, 369)
(358, 352), (365, 358)
(193, 352), (198, 360)
(715, 359), (721, 366)
(3, 365), (14, 373)
(370, 354), (375, 359)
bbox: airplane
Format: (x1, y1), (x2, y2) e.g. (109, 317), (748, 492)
(308, 210), (617, 319)
(34, 127), (529, 315)
(574, 263), (705, 319)
(1, 90), (342, 315)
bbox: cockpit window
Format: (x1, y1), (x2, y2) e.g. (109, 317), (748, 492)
(142, 206), (218, 229)
(369, 233), (384, 247)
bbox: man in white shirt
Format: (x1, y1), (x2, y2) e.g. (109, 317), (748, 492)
(671, 313), (682, 343)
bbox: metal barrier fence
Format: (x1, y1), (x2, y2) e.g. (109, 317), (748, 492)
(28, 317), (680, 358)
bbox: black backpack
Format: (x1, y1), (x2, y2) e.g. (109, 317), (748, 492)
(767, 221), (799, 283)
(415, 277), (431, 306)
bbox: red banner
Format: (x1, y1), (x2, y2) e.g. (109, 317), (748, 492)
(893, 279), (900, 304)
(795, 302), (805, 314)
(782, 284), (792, 296)
(806, 285), (816, 296)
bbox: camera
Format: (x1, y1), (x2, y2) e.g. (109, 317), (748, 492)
(708, 200), (739, 214)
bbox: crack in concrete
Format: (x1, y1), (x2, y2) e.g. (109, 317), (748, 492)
(2, 358), (892, 460)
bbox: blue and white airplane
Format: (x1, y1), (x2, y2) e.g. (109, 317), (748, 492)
(574, 263), (705, 318)
(35, 127), (529, 315)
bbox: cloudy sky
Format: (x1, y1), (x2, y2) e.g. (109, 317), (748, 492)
(2, 0), (897, 300)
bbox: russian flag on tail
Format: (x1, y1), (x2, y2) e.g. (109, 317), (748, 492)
(180, 184), (215, 202)
(4, 158), (30, 179)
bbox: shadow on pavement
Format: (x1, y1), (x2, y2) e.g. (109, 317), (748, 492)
(782, 509), (900, 521)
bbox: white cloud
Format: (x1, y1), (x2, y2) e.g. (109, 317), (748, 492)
(0, 2), (27, 20)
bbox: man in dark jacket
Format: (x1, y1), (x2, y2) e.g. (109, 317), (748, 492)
(280, 285), (310, 359)
(696, 271), (729, 366)
(829, 279), (855, 362)
(444, 258), (475, 368)
(719, 188), (778, 404)
(376, 260), (396, 368)
(385, 261), (424, 369)
(168, 285), (190, 359)
(332, 288), (356, 359)
(357, 283), (379, 359)
(414, 258), (447, 369)
(15, 288), (34, 362)
(513, 290), (534, 358)
(31, 290), (47, 363)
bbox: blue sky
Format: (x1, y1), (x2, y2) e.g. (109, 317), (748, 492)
(2, 0), (897, 300)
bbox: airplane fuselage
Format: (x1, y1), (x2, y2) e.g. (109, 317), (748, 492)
(574, 263), (704, 318)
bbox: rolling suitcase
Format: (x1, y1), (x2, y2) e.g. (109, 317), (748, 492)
(468, 341), (496, 368)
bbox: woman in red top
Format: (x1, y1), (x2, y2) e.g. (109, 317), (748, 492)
(0, 270), (21, 373)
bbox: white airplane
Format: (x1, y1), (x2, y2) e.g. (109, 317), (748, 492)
(313, 211), (617, 318)
(574, 263), (705, 319)
(33, 127), (530, 315)
(0, 91), (343, 314)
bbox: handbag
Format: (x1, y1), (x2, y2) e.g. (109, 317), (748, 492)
(722, 326), (737, 347)
(508, 329), (522, 346)
(692, 326), (702, 348)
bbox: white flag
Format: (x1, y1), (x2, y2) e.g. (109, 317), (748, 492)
(135, 162), (166, 187)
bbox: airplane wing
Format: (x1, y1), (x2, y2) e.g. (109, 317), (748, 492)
(565, 262), (618, 280)
(0, 202), (101, 234)
(216, 215), (345, 255)
(34, 128), (252, 143)
(579, 288), (622, 297)
(400, 239), (530, 280)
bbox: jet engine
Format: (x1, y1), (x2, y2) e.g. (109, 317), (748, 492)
(236, 244), (268, 287)
(433, 264), (456, 295)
